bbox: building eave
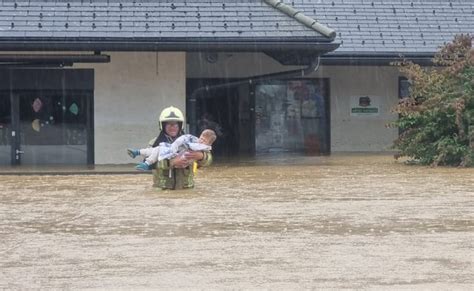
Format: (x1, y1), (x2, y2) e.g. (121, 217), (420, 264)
(321, 52), (436, 66)
(0, 38), (340, 54)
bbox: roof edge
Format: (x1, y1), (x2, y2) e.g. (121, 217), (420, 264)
(326, 52), (437, 57)
(263, 0), (336, 40)
(0, 39), (340, 53)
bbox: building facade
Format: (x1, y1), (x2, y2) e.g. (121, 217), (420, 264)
(0, 0), (472, 165)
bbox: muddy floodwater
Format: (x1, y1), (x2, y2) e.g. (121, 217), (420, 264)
(0, 154), (473, 289)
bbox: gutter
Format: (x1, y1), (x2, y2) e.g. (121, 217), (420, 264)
(188, 56), (321, 135)
(321, 52), (436, 66)
(0, 53), (110, 63)
(0, 39), (339, 53)
(263, 0), (336, 40)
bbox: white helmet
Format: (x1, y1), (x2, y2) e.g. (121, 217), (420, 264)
(158, 106), (185, 131)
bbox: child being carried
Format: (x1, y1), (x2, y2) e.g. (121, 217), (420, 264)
(127, 129), (217, 171)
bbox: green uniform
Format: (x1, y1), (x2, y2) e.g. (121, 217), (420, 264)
(148, 137), (213, 190)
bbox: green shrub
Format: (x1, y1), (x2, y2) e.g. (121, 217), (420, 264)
(392, 35), (473, 167)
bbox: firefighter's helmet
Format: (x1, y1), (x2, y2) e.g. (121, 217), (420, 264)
(158, 106), (185, 131)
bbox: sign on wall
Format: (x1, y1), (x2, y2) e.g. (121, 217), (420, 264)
(350, 95), (380, 116)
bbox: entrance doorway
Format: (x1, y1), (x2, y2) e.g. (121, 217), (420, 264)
(187, 79), (254, 157)
(187, 78), (330, 158)
(0, 69), (94, 166)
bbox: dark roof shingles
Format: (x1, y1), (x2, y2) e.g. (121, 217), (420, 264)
(0, 0), (472, 53)
(0, 0), (327, 40)
(293, 0), (473, 54)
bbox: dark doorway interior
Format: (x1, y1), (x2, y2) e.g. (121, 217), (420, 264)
(187, 78), (331, 158)
(187, 79), (253, 158)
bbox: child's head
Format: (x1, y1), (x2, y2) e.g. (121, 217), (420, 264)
(198, 129), (217, 146)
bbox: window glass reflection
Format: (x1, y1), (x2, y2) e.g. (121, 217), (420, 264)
(255, 79), (329, 155)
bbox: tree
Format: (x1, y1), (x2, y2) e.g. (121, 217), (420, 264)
(391, 34), (473, 167)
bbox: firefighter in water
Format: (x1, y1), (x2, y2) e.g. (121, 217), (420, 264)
(148, 106), (212, 190)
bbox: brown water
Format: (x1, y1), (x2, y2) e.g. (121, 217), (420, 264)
(1, 154), (473, 289)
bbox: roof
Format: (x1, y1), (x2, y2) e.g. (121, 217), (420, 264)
(291, 0), (473, 55)
(0, 0), (338, 53)
(0, 0), (471, 56)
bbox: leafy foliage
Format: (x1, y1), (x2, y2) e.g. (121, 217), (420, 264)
(391, 34), (474, 166)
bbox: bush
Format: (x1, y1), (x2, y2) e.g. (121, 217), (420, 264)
(391, 34), (473, 167)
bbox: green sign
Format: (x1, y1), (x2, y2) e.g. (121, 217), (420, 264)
(351, 108), (379, 114)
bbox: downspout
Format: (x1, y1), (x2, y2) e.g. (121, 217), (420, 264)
(188, 56), (321, 135)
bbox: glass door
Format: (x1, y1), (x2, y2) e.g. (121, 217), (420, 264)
(13, 90), (93, 165)
(254, 79), (330, 155)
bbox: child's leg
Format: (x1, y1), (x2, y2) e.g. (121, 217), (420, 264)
(128, 147), (153, 159)
(127, 148), (140, 158)
(145, 147), (159, 165)
(135, 147), (158, 171)
(139, 148), (154, 158)
(135, 162), (152, 171)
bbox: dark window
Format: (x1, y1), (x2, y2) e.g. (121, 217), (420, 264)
(19, 92), (88, 146)
(399, 77), (410, 99)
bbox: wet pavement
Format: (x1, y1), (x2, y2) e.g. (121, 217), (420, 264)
(0, 154), (473, 289)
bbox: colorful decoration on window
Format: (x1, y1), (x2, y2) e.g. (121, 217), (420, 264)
(32, 98), (43, 113)
(69, 103), (79, 115)
(31, 119), (40, 132)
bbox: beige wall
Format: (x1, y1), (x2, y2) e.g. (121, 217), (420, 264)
(312, 66), (399, 152)
(187, 52), (399, 152)
(79, 52), (186, 164)
(4, 51), (398, 165)
(77, 51), (398, 164)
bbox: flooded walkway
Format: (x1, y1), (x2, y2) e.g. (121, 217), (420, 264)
(0, 154), (473, 289)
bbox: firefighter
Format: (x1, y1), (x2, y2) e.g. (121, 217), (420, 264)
(149, 106), (212, 190)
